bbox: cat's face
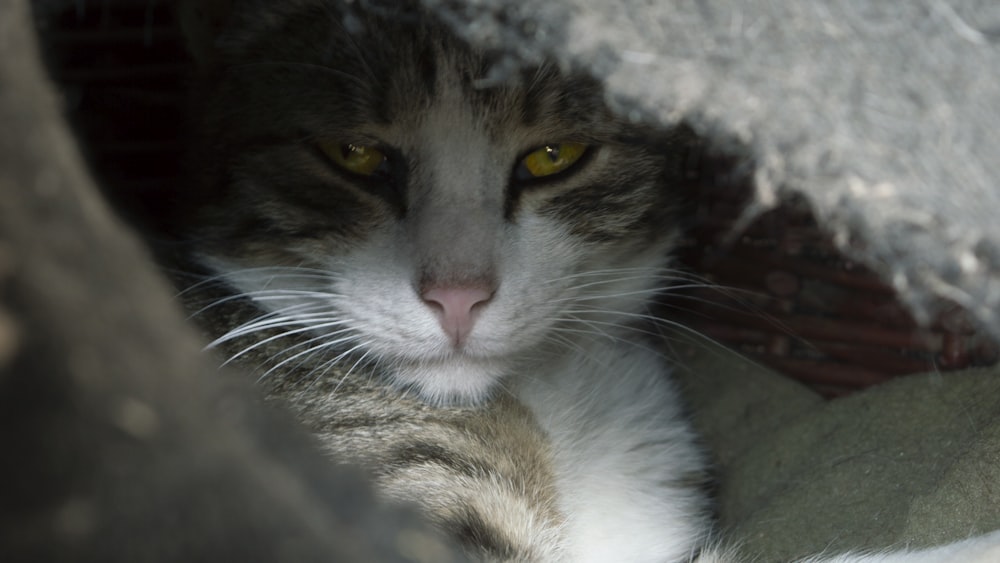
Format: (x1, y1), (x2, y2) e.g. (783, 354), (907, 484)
(184, 3), (685, 404)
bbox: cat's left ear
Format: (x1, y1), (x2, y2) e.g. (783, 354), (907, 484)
(177, 0), (233, 67)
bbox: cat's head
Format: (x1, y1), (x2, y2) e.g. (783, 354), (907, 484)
(179, 0), (689, 405)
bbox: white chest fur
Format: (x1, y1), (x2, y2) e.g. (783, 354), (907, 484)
(515, 337), (709, 562)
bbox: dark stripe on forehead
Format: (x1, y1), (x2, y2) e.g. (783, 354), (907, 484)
(520, 65), (562, 127)
(356, 17), (458, 122)
(416, 41), (440, 99)
(233, 4), (450, 127)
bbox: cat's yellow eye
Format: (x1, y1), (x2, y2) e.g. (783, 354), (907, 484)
(320, 141), (387, 177)
(520, 142), (588, 179)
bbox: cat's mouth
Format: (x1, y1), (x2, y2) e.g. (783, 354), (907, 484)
(387, 352), (510, 405)
(394, 348), (503, 370)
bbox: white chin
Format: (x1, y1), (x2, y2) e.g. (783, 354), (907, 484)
(390, 356), (506, 406)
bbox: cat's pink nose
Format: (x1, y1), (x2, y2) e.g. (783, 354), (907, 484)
(421, 286), (493, 346)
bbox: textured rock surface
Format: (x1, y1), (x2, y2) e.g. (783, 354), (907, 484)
(1, 1), (459, 561)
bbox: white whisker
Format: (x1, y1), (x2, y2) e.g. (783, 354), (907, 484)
(177, 266), (339, 295)
(255, 334), (365, 384)
(213, 303), (338, 337)
(328, 346), (379, 395)
(186, 289), (342, 319)
(293, 340), (374, 391)
(540, 266), (686, 286)
(219, 312), (340, 340)
(219, 323), (355, 365)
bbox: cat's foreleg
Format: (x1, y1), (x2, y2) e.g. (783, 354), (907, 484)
(516, 339), (711, 563)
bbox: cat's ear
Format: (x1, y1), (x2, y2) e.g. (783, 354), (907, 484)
(177, 0), (233, 67)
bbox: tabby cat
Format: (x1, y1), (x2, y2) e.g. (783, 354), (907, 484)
(173, 1), (1000, 561)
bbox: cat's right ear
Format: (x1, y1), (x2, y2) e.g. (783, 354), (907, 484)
(177, 0), (233, 67)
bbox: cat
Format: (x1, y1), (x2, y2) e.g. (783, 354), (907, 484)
(172, 1), (1000, 561)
